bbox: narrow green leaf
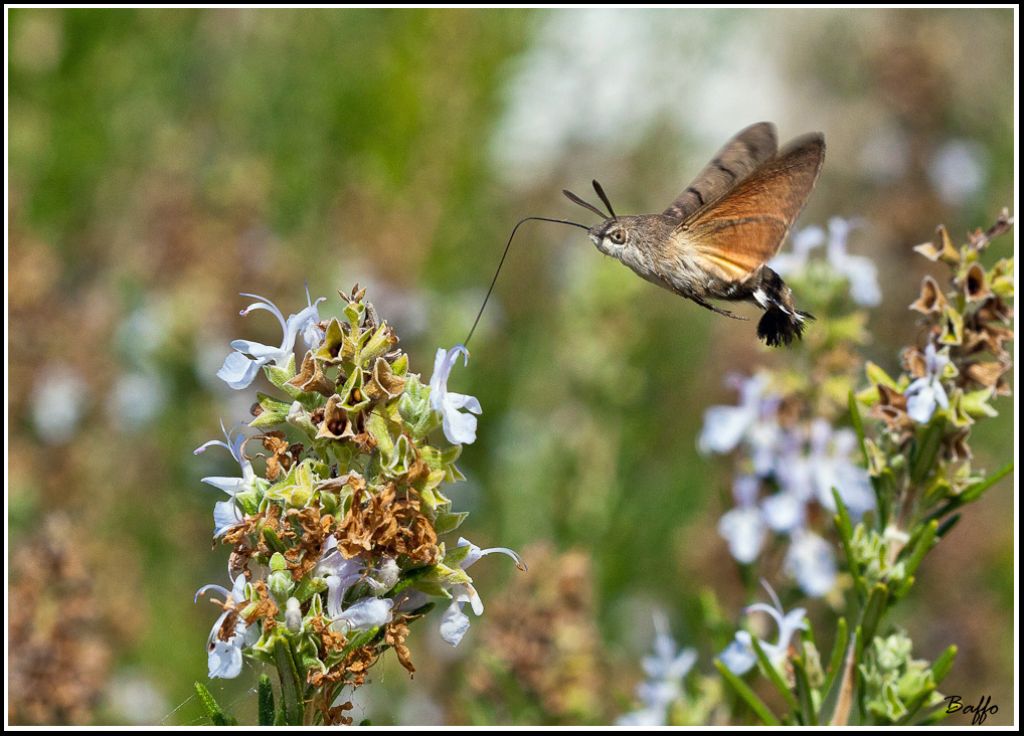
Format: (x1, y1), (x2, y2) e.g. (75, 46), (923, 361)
(193, 681), (236, 726)
(821, 617), (849, 705)
(714, 658), (780, 726)
(274, 639), (304, 726)
(935, 513), (961, 539)
(960, 461), (1013, 503)
(832, 488), (867, 601)
(899, 645), (956, 725)
(258, 674), (276, 726)
(848, 390), (868, 460)
(750, 635), (800, 715)
(792, 655), (818, 726)
(872, 472), (891, 531)
(918, 704), (953, 725)
(897, 686), (937, 726)
(910, 420), (945, 485)
(823, 628), (859, 726)
(858, 584), (889, 652)
(930, 644), (957, 684)
(903, 520), (938, 579)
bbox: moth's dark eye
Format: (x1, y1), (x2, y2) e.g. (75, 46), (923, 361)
(609, 229), (626, 245)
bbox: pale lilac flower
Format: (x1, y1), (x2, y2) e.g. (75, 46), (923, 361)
(760, 489), (807, 534)
(110, 371), (168, 428)
(720, 583), (807, 676)
(772, 218), (881, 306)
(707, 375), (872, 593)
(718, 476), (768, 564)
(771, 224), (826, 276)
(315, 537), (393, 634)
(217, 290), (325, 390)
(316, 536), (363, 583)
(785, 529), (837, 598)
(806, 421), (875, 517)
(438, 537), (524, 647)
(195, 574), (254, 679)
(698, 374), (780, 457)
(429, 345), (482, 445)
(772, 421), (874, 524)
(617, 612), (697, 726)
(928, 139), (986, 206)
(824, 218), (881, 307)
(904, 343), (951, 424)
(325, 574), (393, 634)
(194, 421), (256, 537)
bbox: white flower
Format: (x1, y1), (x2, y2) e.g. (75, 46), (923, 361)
(772, 218), (881, 307)
(718, 476), (768, 564)
(318, 537), (394, 634)
(806, 420), (875, 518)
(429, 345), (482, 445)
(194, 421), (255, 537)
(31, 366), (87, 445)
(928, 139), (986, 206)
(785, 529), (837, 598)
(824, 218), (881, 307)
(110, 371), (168, 428)
(617, 612), (697, 726)
(771, 224), (825, 276)
(761, 490), (807, 534)
(325, 575), (394, 634)
(438, 537), (524, 647)
(217, 290), (325, 390)
(720, 583), (807, 675)
(904, 343), (951, 424)
(698, 374), (779, 457)
(772, 420), (875, 528)
(195, 574), (255, 679)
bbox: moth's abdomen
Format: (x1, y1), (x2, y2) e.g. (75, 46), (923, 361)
(751, 267), (813, 347)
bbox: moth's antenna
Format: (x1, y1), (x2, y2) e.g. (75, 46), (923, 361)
(464, 216), (589, 348)
(592, 179), (617, 221)
(562, 189), (608, 219)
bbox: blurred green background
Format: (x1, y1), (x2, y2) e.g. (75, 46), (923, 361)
(7, 7), (1015, 725)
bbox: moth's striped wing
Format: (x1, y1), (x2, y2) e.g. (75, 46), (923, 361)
(673, 133), (825, 282)
(662, 122), (779, 223)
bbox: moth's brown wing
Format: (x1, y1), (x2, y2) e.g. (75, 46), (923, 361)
(662, 122), (779, 224)
(673, 133), (825, 282)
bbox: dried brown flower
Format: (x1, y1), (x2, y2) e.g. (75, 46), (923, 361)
(336, 484), (439, 565)
(909, 275), (947, 315)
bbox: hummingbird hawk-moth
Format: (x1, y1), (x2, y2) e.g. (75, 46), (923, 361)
(464, 122), (825, 348)
(564, 122), (825, 347)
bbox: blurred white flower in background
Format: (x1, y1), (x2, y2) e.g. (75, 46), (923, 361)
(110, 371), (168, 429)
(31, 366), (87, 445)
(928, 139), (987, 206)
(104, 671), (169, 726)
(617, 612), (697, 727)
(772, 218), (881, 307)
(701, 373), (873, 598)
(718, 476), (769, 565)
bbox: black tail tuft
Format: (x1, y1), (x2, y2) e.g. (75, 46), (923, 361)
(757, 308), (814, 347)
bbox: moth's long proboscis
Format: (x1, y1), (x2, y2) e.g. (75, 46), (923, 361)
(463, 216), (589, 348)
